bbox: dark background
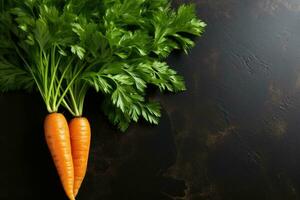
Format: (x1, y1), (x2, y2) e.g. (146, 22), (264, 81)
(1, 0), (300, 199)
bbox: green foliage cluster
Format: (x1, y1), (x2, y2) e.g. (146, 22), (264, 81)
(0, 0), (206, 131)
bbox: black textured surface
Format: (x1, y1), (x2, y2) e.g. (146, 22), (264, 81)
(1, 0), (300, 199)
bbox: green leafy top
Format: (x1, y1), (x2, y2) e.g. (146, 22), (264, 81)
(0, 0), (206, 131)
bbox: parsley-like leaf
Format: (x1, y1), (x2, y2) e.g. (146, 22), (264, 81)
(0, 0), (206, 131)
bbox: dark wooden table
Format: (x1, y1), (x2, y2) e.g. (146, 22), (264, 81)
(1, 0), (300, 199)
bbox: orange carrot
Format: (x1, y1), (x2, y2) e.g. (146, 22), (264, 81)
(69, 117), (91, 197)
(44, 113), (75, 200)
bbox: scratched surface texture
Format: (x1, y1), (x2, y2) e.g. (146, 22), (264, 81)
(1, 0), (300, 199)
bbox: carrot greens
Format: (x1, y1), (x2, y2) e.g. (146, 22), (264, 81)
(0, 0), (206, 131)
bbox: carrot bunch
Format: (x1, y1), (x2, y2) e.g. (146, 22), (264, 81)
(0, 0), (205, 199)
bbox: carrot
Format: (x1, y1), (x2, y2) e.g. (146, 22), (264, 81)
(44, 113), (75, 200)
(69, 117), (91, 197)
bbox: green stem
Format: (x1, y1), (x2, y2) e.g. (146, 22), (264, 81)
(62, 99), (77, 116)
(52, 57), (74, 108)
(78, 83), (88, 115)
(55, 62), (85, 111)
(69, 86), (80, 116)
(11, 40), (31, 71)
(38, 49), (44, 91)
(43, 50), (48, 103)
(63, 59), (102, 116)
(48, 47), (61, 103)
(12, 41), (46, 103)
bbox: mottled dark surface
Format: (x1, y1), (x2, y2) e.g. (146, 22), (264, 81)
(1, 0), (300, 199)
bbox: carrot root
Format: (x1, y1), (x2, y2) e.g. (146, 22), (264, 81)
(44, 113), (75, 200)
(69, 117), (91, 197)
